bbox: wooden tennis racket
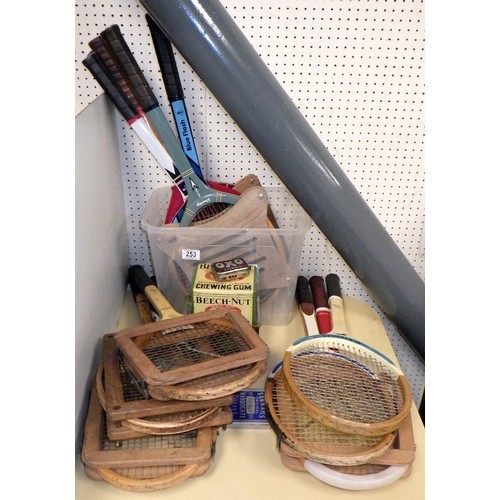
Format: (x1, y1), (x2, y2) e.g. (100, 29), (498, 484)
(97, 335), (234, 441)
(325, 273), (349, 336)
(281, 335), (412, 436)
(295, 276), (319, 336)
(93, 25), (240, 227)
(264, 362), (395, 466)
(117, 265), (269, 392)
(115, 266), (269, 387)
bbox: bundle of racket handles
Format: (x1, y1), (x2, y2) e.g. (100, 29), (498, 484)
(265, 275), (415, 490)
(83, 19), (243, 228)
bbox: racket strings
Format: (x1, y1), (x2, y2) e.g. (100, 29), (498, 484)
(186, 202), (233, 226)
(111, 464), (185, 479)
(274, 372), (384, 450)
(141, 321), (251, 373)
(118, 356), (151, 402)
(288, 346), (406, 425)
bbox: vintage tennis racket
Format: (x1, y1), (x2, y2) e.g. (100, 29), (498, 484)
(295, 276), (319, 336)
(278, 446), (409, 490)
(147, 359), (268, 401)
(95, 25), (240, 226)
(264, 362), (395, 466)
(98, 334), (234, 420)
(116, 266), (268, 387)
(117, 265), (269, 394)
(145, 14), (241, 223)
(281, 335), (412, 436)
(82, 51), (186, 206)
(325, 273), (349, 336)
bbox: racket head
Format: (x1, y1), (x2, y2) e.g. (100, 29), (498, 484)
(282, 335), (413, 436)
(264, 362), (395, 466)
(82, 386), (218, 469)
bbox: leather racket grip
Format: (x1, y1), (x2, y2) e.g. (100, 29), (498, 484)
(309, 276), (329, 309)
(325, 273), (342, 299)
(88, 36), (143, 114)
(100, 25), (158, 111)
(146, 14), (184, 100)
(128, 265), (155, 294)
(295, 276), (314, 314)
(82, 52), (136, 122)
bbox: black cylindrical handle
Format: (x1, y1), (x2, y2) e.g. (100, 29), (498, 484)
(295, 276), (313, 306)
(82, 52), (136, 122)
(128, 265), (156, 294)
(325, 273), (342, 300)
(100, 25), (158, 111)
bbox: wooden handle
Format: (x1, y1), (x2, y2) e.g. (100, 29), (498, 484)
(129, 265), (182, 320)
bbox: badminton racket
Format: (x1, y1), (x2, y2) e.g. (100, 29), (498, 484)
(308, 276), (332, 334)
(325, 273), (349, 336)
(96, 25), (240, 226)
(264, 362), (395, 466)
(282, 334), (412, 436)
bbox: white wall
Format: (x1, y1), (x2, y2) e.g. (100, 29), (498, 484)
(75, 94), (129, 449)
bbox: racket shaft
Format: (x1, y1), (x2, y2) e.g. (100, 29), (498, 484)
(130, 118), (186, 194)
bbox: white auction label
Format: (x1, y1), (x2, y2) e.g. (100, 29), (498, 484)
(181, 249), (201, 260)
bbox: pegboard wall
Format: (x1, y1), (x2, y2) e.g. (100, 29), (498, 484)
(75, 0), (425, 404)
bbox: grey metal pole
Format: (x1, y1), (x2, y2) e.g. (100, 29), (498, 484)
(140, 0), (425, 361)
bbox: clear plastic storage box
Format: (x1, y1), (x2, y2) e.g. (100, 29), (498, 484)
(140, 185), (311, 325)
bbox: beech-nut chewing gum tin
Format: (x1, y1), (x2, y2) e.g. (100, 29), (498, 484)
(211, 257), (251, 281)
(191, 262), (259, 327)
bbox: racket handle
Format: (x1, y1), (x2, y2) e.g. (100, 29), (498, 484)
(88, 36), (143, 114)
(309, 276), (332, 334)
(129, 279), (154, 325)
(100, 25), (158, 111)
(325, 273), (349, 336)
(128, 265), (182, 320)
(146, 14), (184, 101)
(295, 276), (319, 336)
(82, 52), (136, 122)
(296, 276), (314, 313)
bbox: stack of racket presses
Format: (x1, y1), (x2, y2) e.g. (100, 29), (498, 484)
(81, 265), (270, 492)
(263, 274), (416, 491)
